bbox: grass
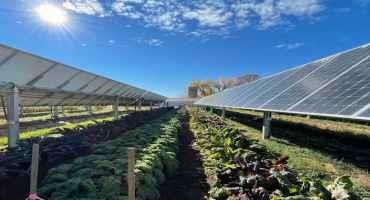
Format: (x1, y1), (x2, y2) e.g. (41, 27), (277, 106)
(234, 109), (370, 138)
(0, 115), (120, 149)
(216, 110), (370, 197)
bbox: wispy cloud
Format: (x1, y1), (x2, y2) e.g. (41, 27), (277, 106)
(63, 0), (108, 17)
(108, 39), (116, 45)
(146, 38), (163, 46)
(137, 38), (164, 47)
(275, 42), (304, 50)
(61, 0), (324, 37)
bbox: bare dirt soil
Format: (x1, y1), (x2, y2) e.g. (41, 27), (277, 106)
(160, 121), (209, 200)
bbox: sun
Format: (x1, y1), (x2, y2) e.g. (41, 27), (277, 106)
(35, 3), (68, 26)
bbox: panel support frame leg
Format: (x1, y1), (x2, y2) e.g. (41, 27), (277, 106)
(221, 108), (226, 118)
(51, 106), (59, 120)
(262, 112), (272, 139)
(113, 97), (119, 120)
(138, 99), (142, 111)
(125, 104), (129, 112)
(85, 105), (93, 115)
(7, 86), (20, 148)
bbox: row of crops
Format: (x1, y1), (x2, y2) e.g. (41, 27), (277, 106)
(39, 110), (185, 199)
(0, 107), (362, 200)
(0, 108), (171, 200)
(189, 109), (359, 200)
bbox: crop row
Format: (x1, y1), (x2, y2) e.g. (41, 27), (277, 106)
(0, 108), (170, 200)
(38, 110), (185, 200)
(189, 109), (358, 200)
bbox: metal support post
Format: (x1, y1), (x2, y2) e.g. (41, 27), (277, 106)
(84, 105), (92, 115)
(138, 99), (142, 111)
(85, 105), (93, 115)
(150, 102), (153, 111)
(51, 106), (59, 120)
(221, 108), (226, 118)
(262, 112), (272, 139)
(7, 86), (20, 148)
(113, 97), (119, 120)
(209, 107), (213, 113)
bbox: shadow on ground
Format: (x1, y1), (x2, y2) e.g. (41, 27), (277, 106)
(160, 119), (210, 200)
(221, 110), (370, 170)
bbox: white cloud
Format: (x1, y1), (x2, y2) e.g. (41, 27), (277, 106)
(183, 6), (233, 27)
(137, 38), (164, 46)
(146, 38), (163, 46)
(275, 42), (304, 50)
(277, 0), (323, 16)
(64, 0), (324, 37)
(108, 39), (116, 45)
(63, 0), (107, 16)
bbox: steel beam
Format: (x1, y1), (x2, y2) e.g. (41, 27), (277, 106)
(221, 108), (226, 118)
(113, 97), (119, 120)
(0, 95), (7, 120)
(51, 106), (59, 120)
(7, 86), (20, 148)
(26, 63), (58, 86)
(85, 105), (93, 115)
(138, 99), (142, 111)
(262, 112), (272, 139)
(0, 50), (17, 68)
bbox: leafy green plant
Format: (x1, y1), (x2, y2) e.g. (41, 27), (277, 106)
(39, 110), (185, 200)
(189, 109), (359, 200)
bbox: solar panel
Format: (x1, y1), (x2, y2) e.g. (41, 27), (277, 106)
(0, 43), (166, 106)
(196, 43), (370, 121)
(290, 56), (370, 115)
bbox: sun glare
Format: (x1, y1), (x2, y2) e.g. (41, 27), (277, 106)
(35, 3), (68, 26)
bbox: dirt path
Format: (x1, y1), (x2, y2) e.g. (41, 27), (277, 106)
(160, 121), (209, 200)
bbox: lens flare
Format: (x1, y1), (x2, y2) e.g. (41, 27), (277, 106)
(35, 3), (68, 26)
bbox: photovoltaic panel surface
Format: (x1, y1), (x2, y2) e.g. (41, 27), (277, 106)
(196, 43), (370, 121)
(0, 43), (166, 106)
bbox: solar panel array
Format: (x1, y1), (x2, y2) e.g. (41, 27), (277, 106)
(196, 43), (370, 121)
(0, 44), (166, 106)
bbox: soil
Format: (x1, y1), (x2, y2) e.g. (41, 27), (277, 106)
(160, 120), (209, 200)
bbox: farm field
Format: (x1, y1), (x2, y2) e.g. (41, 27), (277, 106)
(39, 109), (184, 199)
(2, 2), (370, 199)
(0, 108), (170, 200)
(0, 114), (120, 148)
(187, 108), (369, 199)
(0, 107), (368, 200)
(0, 106), (151, 135)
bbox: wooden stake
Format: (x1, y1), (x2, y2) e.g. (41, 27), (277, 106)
(30, 143), (40, 193)
(128, 147), (136, 200)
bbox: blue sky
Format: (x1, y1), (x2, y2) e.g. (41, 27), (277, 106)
(0, 0), (370, 97)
